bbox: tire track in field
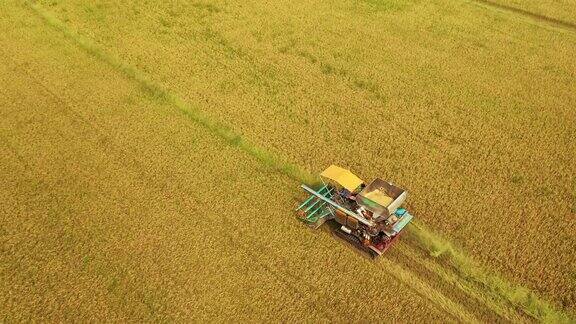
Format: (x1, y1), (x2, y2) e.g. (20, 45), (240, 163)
(393, 242), (528, 322)
(470, 0), (576, 32)
(25, 2), (573, 322)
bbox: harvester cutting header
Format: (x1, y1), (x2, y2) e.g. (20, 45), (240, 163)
(296, 165), (413, 257)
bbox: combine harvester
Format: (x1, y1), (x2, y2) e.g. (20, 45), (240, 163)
(296, 165), (413, 257)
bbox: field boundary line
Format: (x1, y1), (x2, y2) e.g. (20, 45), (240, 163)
(470, 0), (576, 33)
(25, 2), (573, 322)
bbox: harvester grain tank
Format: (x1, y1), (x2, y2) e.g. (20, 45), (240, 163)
(296, 165), (413, 257)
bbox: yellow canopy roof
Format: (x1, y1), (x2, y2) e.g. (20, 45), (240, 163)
(320, 165), (364, 192)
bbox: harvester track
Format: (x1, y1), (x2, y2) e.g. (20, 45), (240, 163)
(470, 0), (576, 32)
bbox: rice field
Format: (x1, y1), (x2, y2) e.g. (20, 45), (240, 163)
(1, 0), (575, 322)
(480, 0), (576, 26)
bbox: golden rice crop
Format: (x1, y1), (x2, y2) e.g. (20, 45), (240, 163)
(23, 4), (553, 320)
(478, 0), (576, 26)
(33, 0), (576, 315)
(0, 4), (474, 322)
(2, 0), (575, 322)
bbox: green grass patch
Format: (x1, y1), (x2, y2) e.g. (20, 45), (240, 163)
(408, 223), (573, 323)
